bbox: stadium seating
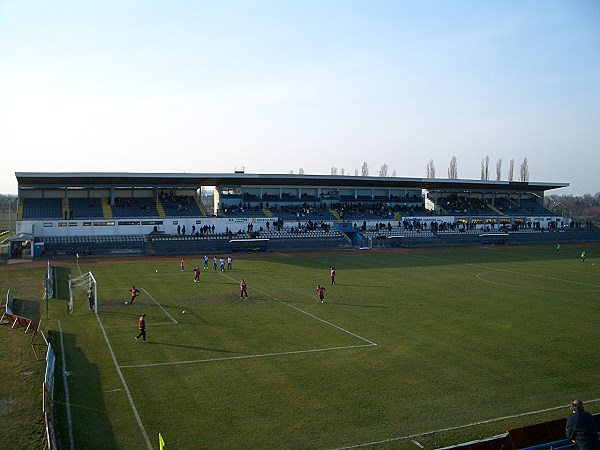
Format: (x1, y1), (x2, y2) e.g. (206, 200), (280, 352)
(68, 198), (104, 219)
(160, 195), (202, 217)
(41, 235), (146, 256)
(22, 198), (63, 219)
(111, 198), (159, 218)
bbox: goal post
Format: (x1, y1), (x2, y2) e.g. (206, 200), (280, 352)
(68, 271), (97, 315)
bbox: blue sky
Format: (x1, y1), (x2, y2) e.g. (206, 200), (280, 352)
(1, 1), (599, 195)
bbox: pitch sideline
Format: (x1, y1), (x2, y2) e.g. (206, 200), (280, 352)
(330, 398), (600, 449)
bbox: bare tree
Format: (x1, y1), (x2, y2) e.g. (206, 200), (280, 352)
(331, 167), (338, 175)
(448, 156), (458, 179)
(480, 155), (490, 180)
(495, 159), (502, 181)
(379, 163), (388, 177)
(340, 168), (345, 176)
(289, 170), (294, 174)
(508, 159), (515, 181)
(520, 157), (529, 182)
(299, 168), (305, 175)
(426, 159), (436, 178)
(354, 169), (359, 176)
(485, 155), (490, 180)
(361, 162), (369, 176)
(391, 169), (397, 177)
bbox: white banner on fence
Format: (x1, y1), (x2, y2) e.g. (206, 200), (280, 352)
(45, 344), (55, 400)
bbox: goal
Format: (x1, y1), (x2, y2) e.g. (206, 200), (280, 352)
(68, 272), (97, 314)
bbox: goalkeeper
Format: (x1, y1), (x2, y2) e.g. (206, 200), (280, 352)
(88, 287), (95, 311)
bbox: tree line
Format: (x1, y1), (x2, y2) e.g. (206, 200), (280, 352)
(291, 155), (531, 181)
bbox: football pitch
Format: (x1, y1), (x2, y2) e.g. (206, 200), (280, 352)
(11, 244), (600, 449)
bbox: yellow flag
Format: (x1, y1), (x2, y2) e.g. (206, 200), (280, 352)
(159, 433), (165, 450)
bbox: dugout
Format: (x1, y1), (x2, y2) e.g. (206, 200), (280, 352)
(479, 232), (509, 245)
(229, 238), (268, 252)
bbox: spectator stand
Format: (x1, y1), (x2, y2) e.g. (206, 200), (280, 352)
(158, 192), (203, 217)
(22, 198), (63, 220)
(111, 197), (158, 218)
(67, 198), (104, 219)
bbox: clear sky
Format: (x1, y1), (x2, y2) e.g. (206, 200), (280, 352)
(1, 1), (599, 195)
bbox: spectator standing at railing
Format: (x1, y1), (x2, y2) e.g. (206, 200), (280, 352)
(566, 400), (600, 450)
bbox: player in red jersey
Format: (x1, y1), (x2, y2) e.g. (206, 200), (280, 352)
(317, 285), (325, 303)
(128, 285), (140, 304)
(135, 314), (147, 342)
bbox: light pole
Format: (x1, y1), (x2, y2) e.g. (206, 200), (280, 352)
(1, 196), (15, 236)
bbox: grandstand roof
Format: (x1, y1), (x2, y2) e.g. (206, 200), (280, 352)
(15, 172), (568, 192)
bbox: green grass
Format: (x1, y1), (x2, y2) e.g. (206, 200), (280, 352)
(2, 244), (600, 449)
(0, 262), (46, 449)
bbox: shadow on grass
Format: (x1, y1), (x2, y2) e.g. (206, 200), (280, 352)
(143, 341), (240, 353)
(10, 297), (41, 325)
(53, 332), (118, 450)
(53, 266), (72, 301)
(321, 301), (388, 308)
(332, 283), (396, 288)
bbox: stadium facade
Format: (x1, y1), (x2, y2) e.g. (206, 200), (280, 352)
(10, 171), (574, 257)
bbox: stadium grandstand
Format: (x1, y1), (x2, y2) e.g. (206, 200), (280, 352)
(9, 171), (599, 258)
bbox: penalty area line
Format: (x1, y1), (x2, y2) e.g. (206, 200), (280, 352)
(102, 321), (177, 330)
(141, 287), (178, 324)
(219, 273), (377, 347)
(96, 314), (153, 450)
(119, 343), (376, 369)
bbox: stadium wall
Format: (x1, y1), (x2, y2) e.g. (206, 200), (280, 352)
(17, 214), (571, 241)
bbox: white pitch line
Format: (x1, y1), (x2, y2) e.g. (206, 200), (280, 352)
(141, 288), (178, 323)
(279, 298), (377, 345)
(102, 321), (177, 330)
(330, 399), (600, 449)
(220, 273), (378, 346)
(119, 343), (375, 369)
(476, 270), (600, 291)
(413, 253), (600, 289)
(57, 320), (74, 450)
(96, 314), (153, 450)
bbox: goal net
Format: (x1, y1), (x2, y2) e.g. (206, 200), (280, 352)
(68, 271), (97, 315)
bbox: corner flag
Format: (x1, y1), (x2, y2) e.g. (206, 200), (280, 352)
(159, 433), (165, 449)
